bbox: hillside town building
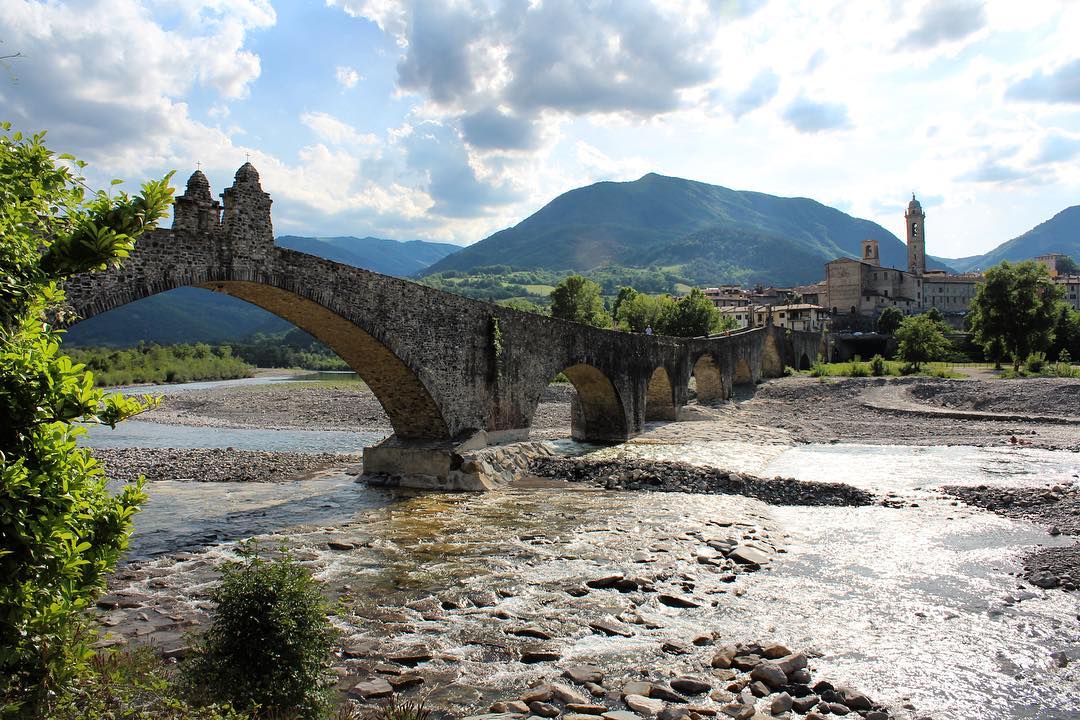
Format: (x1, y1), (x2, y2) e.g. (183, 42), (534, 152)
(1037, 253), (1080, 310)
(719, 303), (828, 332)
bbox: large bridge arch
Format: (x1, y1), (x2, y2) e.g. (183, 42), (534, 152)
(67, 273), (450, 441)
(691, 353), (725, 403)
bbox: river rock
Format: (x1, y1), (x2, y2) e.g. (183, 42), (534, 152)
(749, 663), (787, 689)
(623, 681), (654, 697)
(658, 593), (700, 609)
(658, 707), (691, 720)
(566, 715), (607, 720)
(649, 684), (687, 703)
(775, 652), (808, 676)
(591, 619), (635, 637)
(602, 712), (642, 720)
(521, 648), (561, 663)
(388, 647), (432, 666)
(567, 704), (609, 714)
(552, 683), (590, 704)
(564, 665), (605, 685)
(349, 678), (393, 699)
(585, 682), (607, 697)
(727, 546), (770, 566)
(389, 674), (424, 691)
(717, 704), (754, 720)
(510, 626), (554, 640)
(838, 687), (873, 711)
(587, 574), (626, 589)
(760, 642), (791, 659)
(624, 694), (664, 717)
(711, 646), (737, 669)
(670, 677), (711, 695)
(529, 702), (560, 718)
(770, 692), (793, 714)
(791, 695), (819, 713)
(520, 686), (554, 703)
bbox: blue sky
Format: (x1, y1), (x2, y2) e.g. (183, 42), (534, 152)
(2, 0), (1079, 259)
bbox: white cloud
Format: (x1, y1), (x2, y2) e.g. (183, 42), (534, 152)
(300, 111), (377, 146)
(335, 65), (362, 89)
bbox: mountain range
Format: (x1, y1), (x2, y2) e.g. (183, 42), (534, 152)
(947, 205), (1080, 272)
(422, 173), (953, 284)
(65, 173), (1078, 347)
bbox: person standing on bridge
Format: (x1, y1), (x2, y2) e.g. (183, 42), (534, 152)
(645, 326), (653, 336)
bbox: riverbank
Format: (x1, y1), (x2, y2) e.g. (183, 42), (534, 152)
(95, 447), (361, 483)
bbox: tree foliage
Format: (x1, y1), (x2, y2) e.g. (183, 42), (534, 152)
(549, 275), (609, 328)
(1056, 255), (1078, 276)
(968, 260), (1063, 370)
(615, 288), (728, 336)
(875, 306), (904, 335)
(894, 314), (950, 371)
(0, 124), (173, 715)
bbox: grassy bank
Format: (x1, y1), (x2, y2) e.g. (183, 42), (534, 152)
(804, 359), (966, 379)
(68, 344), (254, 386)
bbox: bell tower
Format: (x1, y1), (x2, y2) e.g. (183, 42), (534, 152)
(905, 194), (925, 275)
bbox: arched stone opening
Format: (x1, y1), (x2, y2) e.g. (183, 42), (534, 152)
(692, 354), (724, 403)
(195, 280), (451, 441)
(560, 363), (628, 443)
(761, 333), (783, 377)
(799, 353), (812, 371)
(644, 367), (676, 421)
(734, 358), (753, 385)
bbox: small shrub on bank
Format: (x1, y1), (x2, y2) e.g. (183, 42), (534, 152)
(848, 362), (870, 377)
(1024, 351), (1047, 373)
(809, 358), (828, 377)
(183, 546), (338, 720)
(782, 365), (796, 376)
(870, 354), (887, 377)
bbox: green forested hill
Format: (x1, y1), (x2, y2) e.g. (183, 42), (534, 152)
(949, 205), (1080, 272)
(422, 173), (951, 285)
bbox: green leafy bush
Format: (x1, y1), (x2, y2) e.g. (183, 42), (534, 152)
(1024, 351), (1047, 373)
(809, 358), (828, 377)
(870, 354), (887, 377)
(183, 546), (338, 720)
(0, 125), (172, 715)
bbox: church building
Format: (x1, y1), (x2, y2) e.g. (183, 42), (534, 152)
(824, 195), (981, 325)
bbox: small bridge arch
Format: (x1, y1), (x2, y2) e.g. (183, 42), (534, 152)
(645, 366), (676, 421)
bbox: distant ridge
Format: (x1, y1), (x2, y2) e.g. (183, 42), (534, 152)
(422, 173), (952, 286)
(947, 205), (1080, 272)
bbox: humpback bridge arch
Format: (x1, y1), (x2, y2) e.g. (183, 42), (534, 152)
(65, 165), (821, 484)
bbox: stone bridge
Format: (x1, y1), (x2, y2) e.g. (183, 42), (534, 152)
(65, 165), (822, 487)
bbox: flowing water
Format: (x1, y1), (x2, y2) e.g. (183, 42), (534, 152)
(89, 378), (1080, 720)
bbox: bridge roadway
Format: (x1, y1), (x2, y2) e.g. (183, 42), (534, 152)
(65, 165), (822, 487)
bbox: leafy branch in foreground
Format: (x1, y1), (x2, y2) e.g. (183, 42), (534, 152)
(0, 123), (173, 716)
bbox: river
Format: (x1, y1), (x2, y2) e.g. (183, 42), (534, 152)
(84, 375), (1080, 720)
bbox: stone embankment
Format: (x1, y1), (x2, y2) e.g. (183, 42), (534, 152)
(530, 457), (876, 507)
(943, 480), (1079, 592)
(94, 447), (360, 483)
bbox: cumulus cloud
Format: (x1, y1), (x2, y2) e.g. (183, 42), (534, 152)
(0, 0), (274, 172)
(898, 0), (987, 50)
(336, 65), (361, 88)
(729, 69), (780, 119)
(957, 158), (1030, 184)
(1007, 58), (1080, 105)
(300, 111), (377, 146)
(781, 96), (851, 133)
(401, 122), (520, 217)
(460, 108), (539, 151)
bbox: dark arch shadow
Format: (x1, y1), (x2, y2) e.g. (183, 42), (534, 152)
(692, 354), (725, 403)
(645, 366), (676, 421)
(67, 278), (450, 441)
(799, 353), (812, 371)
(560, 363), (628, 443)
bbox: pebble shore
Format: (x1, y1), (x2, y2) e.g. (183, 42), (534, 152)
(94, 447), (361, 483)
(530, 456), (876, 507)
